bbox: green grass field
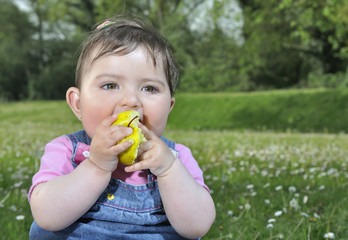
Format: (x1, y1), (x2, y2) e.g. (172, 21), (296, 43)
(1, 94), (347, 239)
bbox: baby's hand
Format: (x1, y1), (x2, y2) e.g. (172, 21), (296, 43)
(125, 123), (176, 177)
(89, 115), (133, 172)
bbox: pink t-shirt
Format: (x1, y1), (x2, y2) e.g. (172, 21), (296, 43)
(28, 135), (208, 201)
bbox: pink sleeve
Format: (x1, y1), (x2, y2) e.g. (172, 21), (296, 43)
(175, 143), (210, 192)
(28, 136), (74, 201)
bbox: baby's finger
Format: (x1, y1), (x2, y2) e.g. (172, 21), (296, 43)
(138, 122), (156, 140)
(100, 114), (118, 127)
(109, 140), (133, 156)
(137, 140), (152, 157)
(125, 159), (148, 173)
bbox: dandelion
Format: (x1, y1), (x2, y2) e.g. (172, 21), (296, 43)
(288, 186), (296, 192)
(277, 233), (284, 239)
(274, 211), (283, 217)
(16, 215), (25, 221)
(324, 232), (335, 239)
(289, 198), (299, 210)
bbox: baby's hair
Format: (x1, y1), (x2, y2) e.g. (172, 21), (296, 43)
(75, 16), (179, 96)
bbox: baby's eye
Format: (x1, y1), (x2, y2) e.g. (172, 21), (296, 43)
(142, 86), (158, 93)
(102, 83), (118, 90)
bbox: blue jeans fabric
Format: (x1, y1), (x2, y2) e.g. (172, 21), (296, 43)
(29, 130), (192, 239)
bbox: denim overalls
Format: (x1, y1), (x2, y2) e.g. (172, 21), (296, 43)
(29, 130), (193, 239)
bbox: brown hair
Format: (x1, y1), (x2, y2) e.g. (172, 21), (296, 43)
(75, 16), (179, 96)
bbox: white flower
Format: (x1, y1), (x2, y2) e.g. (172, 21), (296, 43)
(274, 210), (283, 217)
(268, 218), (276, 223)
(288, 186), (296, 192)
(319, 185), (325, 191)
(303, 195), (308, 204)
(277, 233), (284, 239)
(301, 212), (309, 217)
(227, 210), (233, 216)
(16, 215), (25, 221)
(290, 198), (299, 210)
(275, 185), (283, 191)
(83, 151), (90, 158)
(264, 199), (271, 204)
(266, 223), (274, 228)
(246, 184), (254, 189)
(324, 232), (335, 239)
(245, 203), (251, 210)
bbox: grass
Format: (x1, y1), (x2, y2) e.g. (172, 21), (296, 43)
(169, 88), (348, 133)
(1, 97), (348, 239)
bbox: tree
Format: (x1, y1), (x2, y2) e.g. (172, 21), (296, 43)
(0, 0), (34, 100)
(238, 0), (348, 89)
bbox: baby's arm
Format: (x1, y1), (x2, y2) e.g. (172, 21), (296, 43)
(125, 125), (215, 238)
(157, 159), (216, 238)
(30, 159), (112, 231)
(30, 115), (133, 231)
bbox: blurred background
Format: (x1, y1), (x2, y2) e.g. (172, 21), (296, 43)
(1, 0), (347, 101)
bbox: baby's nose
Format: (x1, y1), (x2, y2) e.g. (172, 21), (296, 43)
(119, 89), (141, 109)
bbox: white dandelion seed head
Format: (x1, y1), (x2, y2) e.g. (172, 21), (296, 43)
(290, 198), (299, 209)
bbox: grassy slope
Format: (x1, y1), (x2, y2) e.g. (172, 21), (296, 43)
(167, 88), (348, 133)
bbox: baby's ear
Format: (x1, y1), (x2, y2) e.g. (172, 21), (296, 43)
(66, 87), (81, 120)
(169, 97), (175, 113)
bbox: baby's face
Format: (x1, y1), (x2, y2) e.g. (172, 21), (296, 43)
(78, 47), (175, 138)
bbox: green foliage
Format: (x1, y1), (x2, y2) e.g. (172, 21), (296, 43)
(1, 100), (348, 239)
(0, 0), (34, 100)
(1, 0), (348, 100)
(168, 89), (348, 133)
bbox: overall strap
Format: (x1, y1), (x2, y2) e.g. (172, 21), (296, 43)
(66, 130), (92, 145)
(66, 130), (92, 168)
(160, 136), (176, 150)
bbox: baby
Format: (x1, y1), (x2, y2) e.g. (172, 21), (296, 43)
(28, 16), (215, 239)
